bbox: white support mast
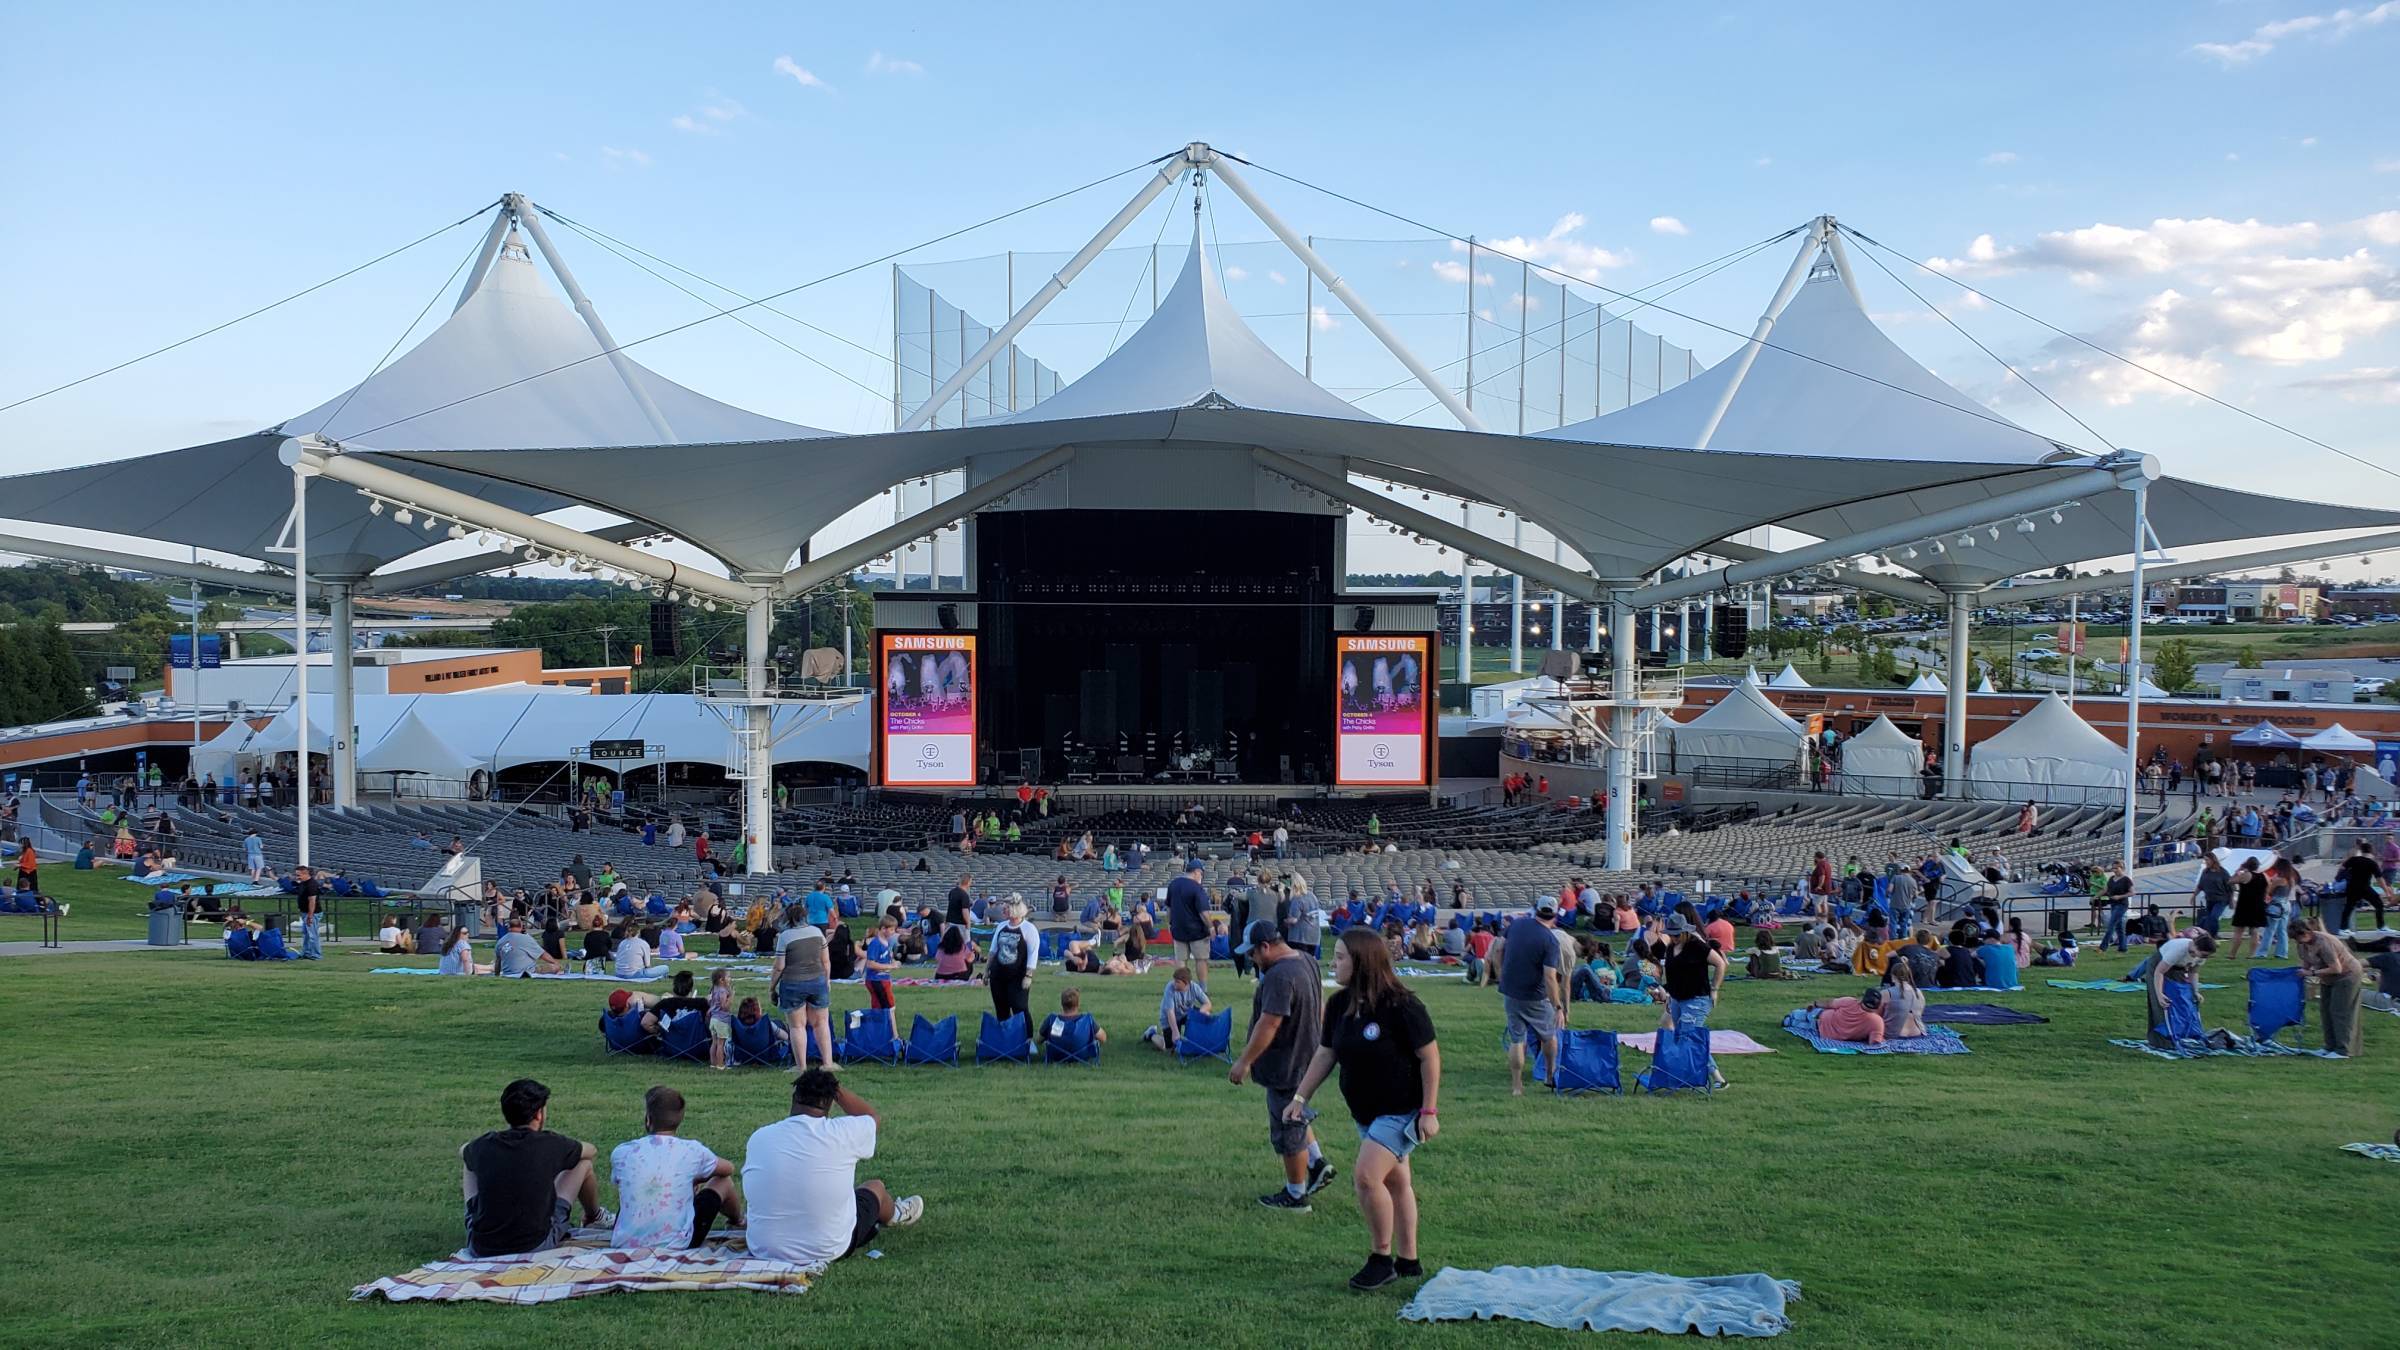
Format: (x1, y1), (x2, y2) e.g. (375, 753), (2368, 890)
(1693, 218), (1829, 450)
(327, 582), (357, 809)
(898, 158), (1188, 432)
(512, 196), (678, 446)
(2122, 479), (2151, 871)
(454, 203), (515, 312)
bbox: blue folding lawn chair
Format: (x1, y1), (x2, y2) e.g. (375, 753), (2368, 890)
(659, 1010), (712, 1063)
(1039, 929), (1071, 961)
(976, 1011), (1034, 1064)
(2153, 979), (2207, 1045)
(1534, 1028), (1622, 1095)
(1174, 1006), (1233, 1066)
(727, 1015), (791, 1067)
(2246, 967), (2306, 1045)
(600, 1009), (658, 1056)
(1635, 1024), (1715, 1094)
(904, 1014), (958, 1067)
(841, 1009), (904, 1065)
(1209, 933), (1232, 961)
(1042, 1012), (1102, 1066)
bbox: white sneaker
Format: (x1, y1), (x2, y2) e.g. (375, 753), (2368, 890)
(892, 1195), (924, 1227)
(591, 1207), (616, 1230)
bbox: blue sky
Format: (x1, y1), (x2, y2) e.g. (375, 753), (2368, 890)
(4, 1), (2398, 573)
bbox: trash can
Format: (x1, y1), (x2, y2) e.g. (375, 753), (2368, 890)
(452, 899), (481, 939)
(147, 905), (185, 947)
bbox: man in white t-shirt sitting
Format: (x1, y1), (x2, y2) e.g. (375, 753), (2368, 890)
(742, 1069), (923, 1266)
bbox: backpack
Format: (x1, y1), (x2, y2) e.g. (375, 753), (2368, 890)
(992, 924), (1025, 968)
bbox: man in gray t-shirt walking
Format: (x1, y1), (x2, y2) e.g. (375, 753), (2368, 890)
(1229, 920), (1334, 1210)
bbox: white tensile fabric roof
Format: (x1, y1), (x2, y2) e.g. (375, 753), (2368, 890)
(1769, 662), (1812, 688)
(1670, 680), (1807, 766)
(380, 230), (2098, 583)
(1975, 673), (1997, 693)
(1968, 694), (2128, 806)
(1906, 671), (1947, 692)
(0, 240), (825, 577)
(1837, 714), (1923, 796)
(193, 691), (871, 780)
(1546, 268), (2077, 467)
(2301, 723), (2374, 751)
(1547, 266), (2400, 587)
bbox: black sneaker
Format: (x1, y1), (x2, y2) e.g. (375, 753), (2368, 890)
(1306, 1159), (1339, 1195)
(1349, 1254), (1398, 1290)
(1258, 1189), (1312, 1213)
(1394, 1257), (1424, 1278)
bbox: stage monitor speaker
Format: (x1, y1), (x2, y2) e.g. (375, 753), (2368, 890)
(1711, 603), (1749, 659)
(1353, 605), (1375, 632)
(648, 602), (682, 660)
(937, 603), (961, 632)
(1577, 651), (1610, 680)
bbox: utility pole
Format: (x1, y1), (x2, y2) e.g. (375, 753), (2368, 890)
(597, 625), (617, 668)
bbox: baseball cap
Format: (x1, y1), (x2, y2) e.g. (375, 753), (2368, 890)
(607, 989), (632, 1015)
(1534, 899), (1558, 919)
(1184, 858), (1205, 873)
(1665, 915), (1691, 936)
(1234, 919), (1282, 955)
(1859, 987), (1885, 1010)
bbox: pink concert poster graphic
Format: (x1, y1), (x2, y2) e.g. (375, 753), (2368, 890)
(879, 634), (977, 786)
(1336, 635), (1428, 786)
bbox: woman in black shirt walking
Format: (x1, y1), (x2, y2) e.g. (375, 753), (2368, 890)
(1284, 927), (1441, 1291)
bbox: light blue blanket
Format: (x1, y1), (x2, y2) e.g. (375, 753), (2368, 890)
(1399, 1265), (1799, 1338)
(2343, 1142), (2400, 1162)
(2050, 978), (2226, 993)
(2107, 1037), (2342, 1061)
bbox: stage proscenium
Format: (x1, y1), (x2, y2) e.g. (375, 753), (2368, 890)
(1335, 635), (1430, 786)
(878, 633), (978, 787)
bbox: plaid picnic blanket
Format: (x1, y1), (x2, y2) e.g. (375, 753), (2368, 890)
(352, 1230), (816, 1304)
(2342, 1143), (2400, 1163)
(2107, 1037), (2343, 1061)
(1780, 1010), (1970, 1056)
(2049, 979), (2227, 993)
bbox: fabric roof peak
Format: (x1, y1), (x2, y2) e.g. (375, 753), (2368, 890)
(1003, 228), (1371, 425)
(1542, 269), (2082, 466)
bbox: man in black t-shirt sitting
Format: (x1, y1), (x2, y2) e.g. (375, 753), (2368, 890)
(460, 1079), (606, 1257)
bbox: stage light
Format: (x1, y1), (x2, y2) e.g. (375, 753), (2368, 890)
(2050, 509), (2065, 525)
(2015, 518), (2037, 535)
(475, 531), (493, 547)
(1903, 546), (1918, 560)
(1931, 541), (1946, 554)
(1988, 524), (2001, 541)
(447, 524), (465, 540)
(1958, 533), (1976, 548)
(368, 500), (384, 516)
(393, 508), (413, 525)
(422, 514), (439, 531)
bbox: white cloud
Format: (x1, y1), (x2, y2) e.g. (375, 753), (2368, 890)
(866, 50), (925, 76)
(1222, 264), (1249, 281)
(600, 146), (652, 169)
(1928, 217), (2326, 276)
(2287, 365), (2400, 402)
(2378, 158), (2400, 173)
(2360, 210), (2400, 243)
(1430, 258), (1494, 286)
(2191, 1), (2400, 65)
(2301, 135), (2320, 146)
(1752, 156), (1773, 167)
(1309, 304), (1341, 332)
(1459, 213), (1631, 282)
(1981, 150), (2020, 166)
(1267, 269), (1289, 286)
(773, 55), (831, 90)
(1649, 215), (1690, 236)
(670, 114), (713, 135)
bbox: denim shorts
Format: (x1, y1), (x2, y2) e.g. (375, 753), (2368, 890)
(1357, 1111), (1422, 1161)
(776, 977), (830, 1012)
(1502, 995), (1556, 1046)
(1668, 994), (1714, 1031)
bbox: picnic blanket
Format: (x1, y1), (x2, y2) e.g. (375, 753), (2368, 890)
(1398, 1265), (1799, 1338)
(1924, 985), (2023, 994)
(352, 1229), (814, 1304)
(1780, 1010), (1969, 1056)
(2049, 979), (2226, 993)
(2342, 1142), (2400, 1163)
(2107, 1036), (2344, 1061)
(1921, 1004), (2049, 1026)
(1616, 1029), (1776, 1056)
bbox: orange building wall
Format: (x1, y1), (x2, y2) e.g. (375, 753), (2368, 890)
(381, 649), (544, 693)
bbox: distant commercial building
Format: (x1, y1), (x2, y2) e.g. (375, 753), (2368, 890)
(2320, 587), (2400, 619)
(2169, 579), (2321, 622)
(2212, 667), (2355, 703)
(1774, 593), (1844, 620)
(166, 647), (630, 709)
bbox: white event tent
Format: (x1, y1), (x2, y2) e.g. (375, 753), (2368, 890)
(1968, 694), (2129, 806)
(1769, 663), (1812, 689)
(1670, 681), (1808, 769)
(1836, 715), (1925, 796)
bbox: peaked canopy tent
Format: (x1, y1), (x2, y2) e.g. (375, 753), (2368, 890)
(1769, 663), (1812, 689)
(2228, 722), (2306, 748)
(1837, 714), (1925, 797)
(1669, 681), (1808, 770)
(2300, 723), (2374, 753)
(1906, 672), (1946, 693)
(1967, 694), (2129, 807)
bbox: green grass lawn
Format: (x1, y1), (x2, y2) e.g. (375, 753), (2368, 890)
(0, 942), (2392, 1348)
